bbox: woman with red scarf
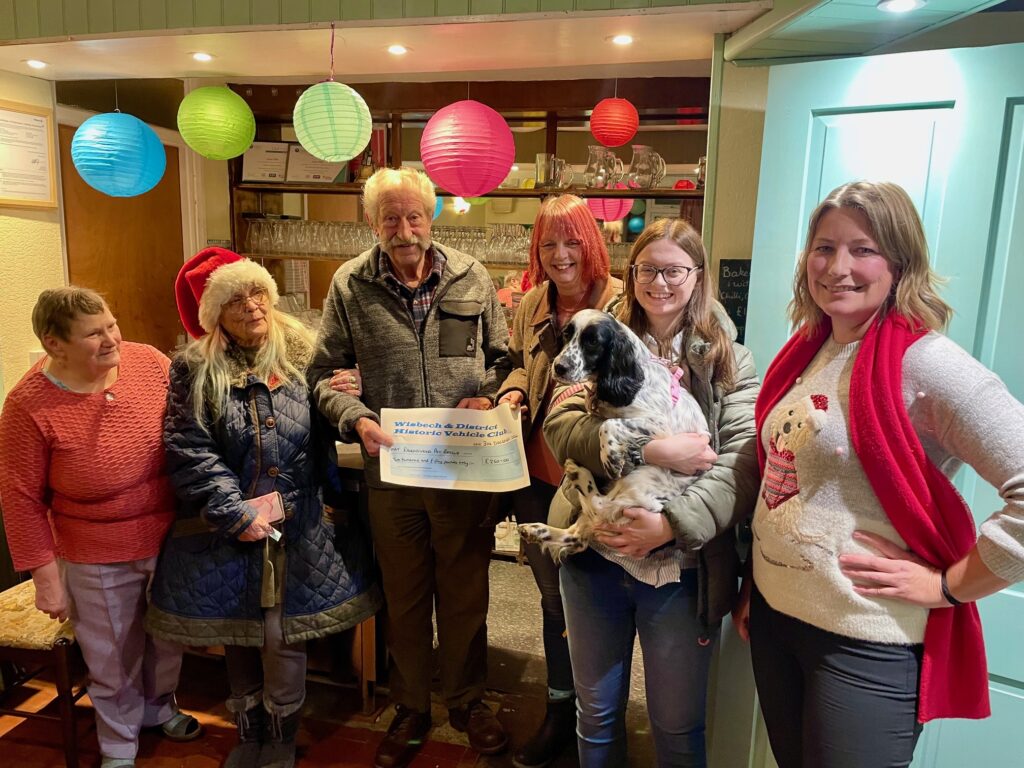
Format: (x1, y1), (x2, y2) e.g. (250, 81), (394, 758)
(732, 181), (1024, 767)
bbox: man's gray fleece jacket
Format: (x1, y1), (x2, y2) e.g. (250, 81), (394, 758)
(308, 244), (511, 487)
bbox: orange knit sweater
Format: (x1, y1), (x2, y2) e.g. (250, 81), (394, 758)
(0, 342), (175, 571)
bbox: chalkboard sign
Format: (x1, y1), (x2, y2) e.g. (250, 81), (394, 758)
(717, 259), (750, 344)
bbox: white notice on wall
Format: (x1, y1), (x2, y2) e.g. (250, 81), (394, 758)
(285, 145), (347, 183)
(241, 142), (289, 181)
(0, 104), (54, 205)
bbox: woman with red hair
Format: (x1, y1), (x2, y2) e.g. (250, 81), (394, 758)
(496, 194), (620, 768)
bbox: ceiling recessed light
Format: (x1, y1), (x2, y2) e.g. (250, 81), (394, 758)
(877, 0), (925, 12)
(610, 34), (633, 46)
(388, 44), (409, 55)
(191, 52), (214, 62)
(24, 59), (48, 69)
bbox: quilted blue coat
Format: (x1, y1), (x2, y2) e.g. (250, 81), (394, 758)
(146, 333), (382, 646)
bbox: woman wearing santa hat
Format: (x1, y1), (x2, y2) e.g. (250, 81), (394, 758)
(146, 247), (382, 768)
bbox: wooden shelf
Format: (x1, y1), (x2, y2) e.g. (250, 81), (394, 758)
(244, 252), (529, 270)
(244, 251), (354, 263)
(235, 181), (703, 200)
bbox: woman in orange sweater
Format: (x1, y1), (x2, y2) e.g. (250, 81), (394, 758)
(0, 287), (201, 768)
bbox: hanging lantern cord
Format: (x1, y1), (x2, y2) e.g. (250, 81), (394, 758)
(328, 22), (336, 82)
(114, 80), (120, 113)
(614, 79), (618, 99)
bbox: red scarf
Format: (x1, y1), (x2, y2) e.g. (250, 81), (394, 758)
(754, 312), (989, 723)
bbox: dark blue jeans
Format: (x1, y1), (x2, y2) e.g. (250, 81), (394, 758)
(514, 478), (574, 695)
(749, 587), (923, 768)
(561, 549), (717, 767)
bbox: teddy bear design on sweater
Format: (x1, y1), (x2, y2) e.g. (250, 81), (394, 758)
(759, 393), (829, 543)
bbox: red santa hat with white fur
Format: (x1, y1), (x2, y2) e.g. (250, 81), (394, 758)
(174, 247), (279, 339)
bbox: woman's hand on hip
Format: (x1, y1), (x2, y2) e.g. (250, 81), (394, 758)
(732, 577), (752, 642)
(643, 432), (717, 475)
(30, 560), (69, 621)
(594, 507), (674, 558)
(329, 367), (362, 397)
(838, 530), (946, 609)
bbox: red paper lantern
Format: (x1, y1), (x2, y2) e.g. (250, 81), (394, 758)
(590, 98), (639, 148)
(587, 184), (633, 222)
(420, 100), (515, 197)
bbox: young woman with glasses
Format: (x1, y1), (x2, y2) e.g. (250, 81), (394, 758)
(541, 218), (761, 766)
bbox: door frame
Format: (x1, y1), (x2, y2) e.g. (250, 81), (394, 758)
(56, 105), (202, 272)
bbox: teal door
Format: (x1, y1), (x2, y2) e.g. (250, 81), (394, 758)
(745, 42), (1024, 767)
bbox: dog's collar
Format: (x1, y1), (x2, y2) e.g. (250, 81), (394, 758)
(551, 382), (588, 410)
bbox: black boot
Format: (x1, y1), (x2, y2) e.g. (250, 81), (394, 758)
(224, 704), (264, 768)
(512, 697), (577, 768)
(258, 709), (301, 768)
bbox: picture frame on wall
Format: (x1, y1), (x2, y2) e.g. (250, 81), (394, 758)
(0, 99), (57, 209)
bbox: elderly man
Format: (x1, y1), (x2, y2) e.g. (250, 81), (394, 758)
(308, 167), (511, 768)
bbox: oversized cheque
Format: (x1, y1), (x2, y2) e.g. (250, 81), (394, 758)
(379, 405), (530, 492)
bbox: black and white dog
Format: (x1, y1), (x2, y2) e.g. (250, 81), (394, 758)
(519, 309), (706, 561)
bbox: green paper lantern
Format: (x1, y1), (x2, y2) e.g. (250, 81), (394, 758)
(466, 197), (488, 206)
(293, 81), (372, 163)
(176, 86), (255, 161)
(629, 199), (646, 216)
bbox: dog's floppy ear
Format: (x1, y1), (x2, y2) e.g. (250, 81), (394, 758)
(595, 321), (644, 408)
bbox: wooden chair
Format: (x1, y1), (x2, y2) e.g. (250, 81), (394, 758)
(0, 578), (85, 768)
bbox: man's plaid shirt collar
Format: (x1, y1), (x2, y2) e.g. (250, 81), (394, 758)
(378, 244), (446, 292)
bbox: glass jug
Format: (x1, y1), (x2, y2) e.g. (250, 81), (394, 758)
(627, 145), (667, 189)
(584, 146), (624, 189)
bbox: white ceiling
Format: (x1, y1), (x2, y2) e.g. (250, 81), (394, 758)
(0, 6), (770, 83)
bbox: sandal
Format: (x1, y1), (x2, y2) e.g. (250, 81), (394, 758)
(159, 710), (204, 742)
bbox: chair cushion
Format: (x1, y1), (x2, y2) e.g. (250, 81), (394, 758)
(0, 580), (75, 650)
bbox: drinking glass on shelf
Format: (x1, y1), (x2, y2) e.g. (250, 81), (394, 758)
(290, 222), (306, 255)
(245, 220), (264, 254)
(283, 221), (299, 255)
(270, 221), (286, 253)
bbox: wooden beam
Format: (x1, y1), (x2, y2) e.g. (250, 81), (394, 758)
(229, 78), (710, 122)
(389, 113), (402, 168)
(545, 111), (558, 157)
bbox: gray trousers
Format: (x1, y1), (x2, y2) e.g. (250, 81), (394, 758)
(223, 603), (307, 721)
(64, 557), (183, 760)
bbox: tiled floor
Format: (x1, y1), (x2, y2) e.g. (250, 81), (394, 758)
(0, 560), (654, 767)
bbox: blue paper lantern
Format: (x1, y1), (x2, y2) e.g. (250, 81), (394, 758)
(433, 198), (444, 220)
(627, 215), (645, 234)
(71, 113), (166, 197)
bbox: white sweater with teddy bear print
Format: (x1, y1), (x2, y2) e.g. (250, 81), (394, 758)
(752, 332), (1024, 645)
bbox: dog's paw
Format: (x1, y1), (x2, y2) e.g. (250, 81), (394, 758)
(564, 462), (597, 496)
(518, 522), (552, 544)
(542, 534), (586, 563)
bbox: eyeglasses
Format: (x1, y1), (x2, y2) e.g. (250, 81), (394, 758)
(225, 288), (269, 314)
(631, 264), (701, 286)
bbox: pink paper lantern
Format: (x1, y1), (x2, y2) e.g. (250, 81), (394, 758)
(587, 184), (633, 222)
(591, 97), (639, 147)
(420, 100), (515, 197)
